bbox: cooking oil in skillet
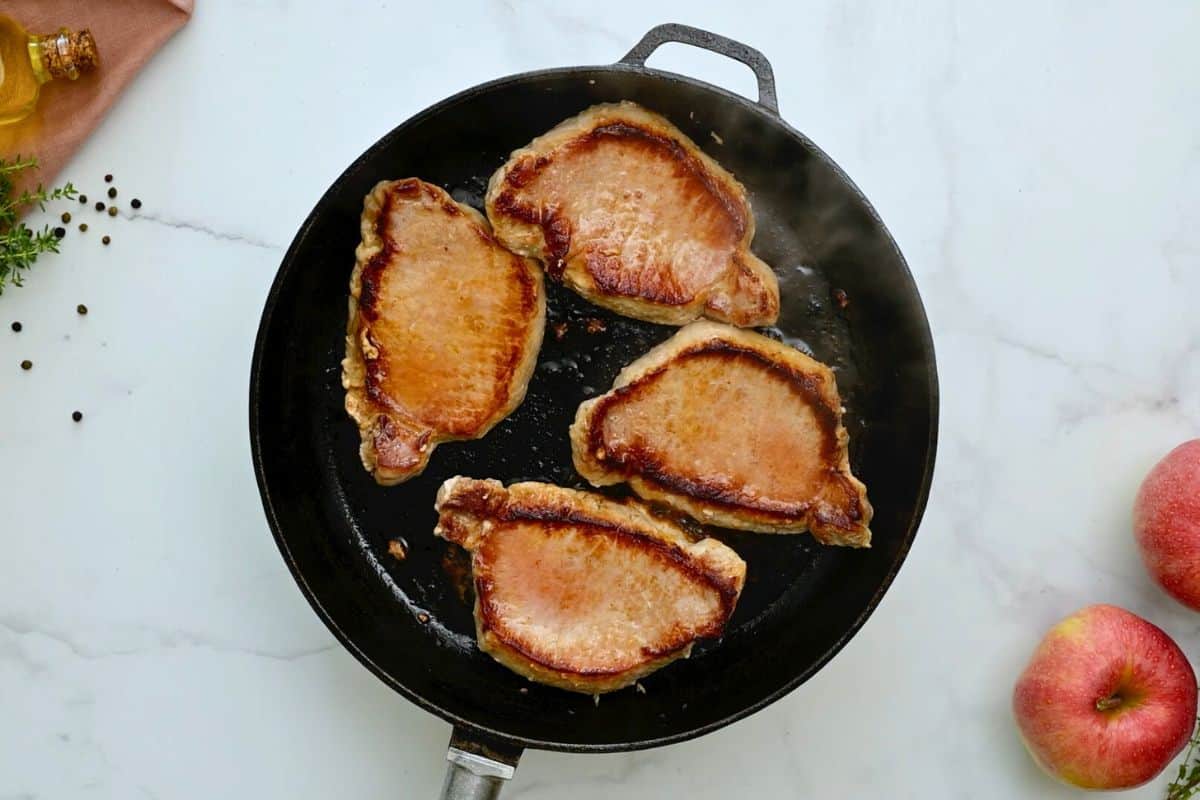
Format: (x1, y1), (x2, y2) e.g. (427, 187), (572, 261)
(765, 263), (858, 381)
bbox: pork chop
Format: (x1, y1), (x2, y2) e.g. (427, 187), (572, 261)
(343, 178), (545, 485)
(434, 477), (746, 694)
(571, 322), (872, 547)
(485, 102), (779, 327)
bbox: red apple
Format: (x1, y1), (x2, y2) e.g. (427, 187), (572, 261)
(1012, 604), (1197, 790)
(1135, 440), (1200, 611)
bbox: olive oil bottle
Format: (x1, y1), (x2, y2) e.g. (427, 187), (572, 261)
(0, 15), (98, 126)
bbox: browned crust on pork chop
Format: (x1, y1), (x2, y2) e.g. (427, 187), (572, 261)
(571, 322), (872, 547)
(343, 179), (545, 484)
(434, 477), (746, 693)
(485, 102), (779, 327)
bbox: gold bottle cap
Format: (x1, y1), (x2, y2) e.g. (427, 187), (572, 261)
(37, 29), (100, 81)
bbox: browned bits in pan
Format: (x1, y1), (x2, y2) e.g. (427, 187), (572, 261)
(441, 546), (473, 604)
(387, 538), (408, 561)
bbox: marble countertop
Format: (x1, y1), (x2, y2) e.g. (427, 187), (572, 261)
(3, 3), (1198, 798)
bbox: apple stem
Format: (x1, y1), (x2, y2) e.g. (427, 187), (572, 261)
(1096, 695), (1123, 712)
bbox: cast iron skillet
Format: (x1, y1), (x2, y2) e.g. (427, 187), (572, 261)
(249, 24), (938, 800)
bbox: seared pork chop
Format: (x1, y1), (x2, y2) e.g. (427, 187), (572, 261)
(343, 179), (545, 485)
(434, 477), (746, 693)
(571, 322), (872, 547)
(485, 102), (779, 327)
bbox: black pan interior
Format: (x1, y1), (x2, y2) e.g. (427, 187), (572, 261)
(250, 66), (938, 752)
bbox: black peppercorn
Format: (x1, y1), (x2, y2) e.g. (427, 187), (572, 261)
(77, 304), (88, 315)
(20, 359), (32, 370)
(102, 235), (111, 245)
(104, 174), (113, 183)
(61, 212), (71, 224)
(72, 411), (83, 422)
(11, 321), (22, 332)
(78, 223), (88, 232)
(107, 187), (117, 199)
(53, 227), (66, 239)
(95, 201), (105, 212)
(107, 206), (118, 217)
(79, 194), (88, 204)
(131, 198), (142, 209)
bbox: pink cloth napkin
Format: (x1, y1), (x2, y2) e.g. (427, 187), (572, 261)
(2, 0), (193, 193)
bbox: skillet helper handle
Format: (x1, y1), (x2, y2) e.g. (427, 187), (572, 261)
(438, 728), (523, 800)
(619, 23), (779, 115)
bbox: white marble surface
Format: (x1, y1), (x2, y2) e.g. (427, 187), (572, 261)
(2, 2), (1199, 797)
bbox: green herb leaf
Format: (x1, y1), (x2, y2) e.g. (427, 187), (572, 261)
(0, 156), (78, 295)
(1167, 714), (1200, 799)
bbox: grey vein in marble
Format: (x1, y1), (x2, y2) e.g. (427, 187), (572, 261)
(0, 618), (335, 663)
(127, 212), (281, 251)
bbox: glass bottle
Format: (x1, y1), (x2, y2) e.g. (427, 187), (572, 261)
(0, 15), (99, 126)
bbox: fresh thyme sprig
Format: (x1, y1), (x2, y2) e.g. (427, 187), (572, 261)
(0, 155), (78, 295)
(1168, 715), (1200, 799)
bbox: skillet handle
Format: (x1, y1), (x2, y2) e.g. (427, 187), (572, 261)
(619, 23), (779, 115)
(438, 727), (523, 800)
